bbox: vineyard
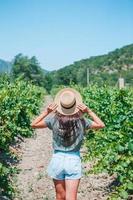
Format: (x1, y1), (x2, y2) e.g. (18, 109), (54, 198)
(45, 83), (133, 199)
(81, 85), (133, 199)
(0, 77), (45, 199)
(0, 75), (133, 199)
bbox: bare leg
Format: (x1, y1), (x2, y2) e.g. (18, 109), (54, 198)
(65, 179), (81, 200)
(53, 179), (66, 200)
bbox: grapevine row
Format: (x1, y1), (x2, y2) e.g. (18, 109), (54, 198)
(0, 78), (45, 199)
(81, 84), (133, 199)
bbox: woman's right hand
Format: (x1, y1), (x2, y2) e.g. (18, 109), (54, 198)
(77, 103), (89, 113)
(46, 103), (58, 114)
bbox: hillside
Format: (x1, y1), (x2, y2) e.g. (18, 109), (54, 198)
(0, 59), (12, 73)
(50, 44), (133, 87)
(0, 58), (49, 75)
(1, 44), (133, 88)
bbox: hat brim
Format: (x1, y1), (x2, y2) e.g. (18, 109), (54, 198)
(54, 88), (82, 115)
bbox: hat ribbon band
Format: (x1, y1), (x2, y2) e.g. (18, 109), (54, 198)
(61, 101), (76, 109)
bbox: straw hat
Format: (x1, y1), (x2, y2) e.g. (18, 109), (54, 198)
(54, 87), (82, 115)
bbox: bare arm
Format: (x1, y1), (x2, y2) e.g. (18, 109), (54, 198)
(30, 110), (49, 128)
(30, 103), (58, 129)
(77, 103), (105, 129)
(86, 108), (105, 128)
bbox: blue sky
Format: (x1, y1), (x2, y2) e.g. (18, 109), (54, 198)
(0, 0), (133, 70)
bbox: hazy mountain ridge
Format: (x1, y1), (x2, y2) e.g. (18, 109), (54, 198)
(0, 59), (12, 73)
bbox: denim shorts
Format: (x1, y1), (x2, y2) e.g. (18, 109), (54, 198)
(47, 150), (82, 180)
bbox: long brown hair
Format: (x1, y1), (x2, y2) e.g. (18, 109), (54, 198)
(54, 110), (84, 147)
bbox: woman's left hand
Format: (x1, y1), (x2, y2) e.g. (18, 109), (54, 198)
(77, 103), (89, 113)
(46, 103), (58, 114)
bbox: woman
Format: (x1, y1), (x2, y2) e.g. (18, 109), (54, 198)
(31, 88), (105, 200)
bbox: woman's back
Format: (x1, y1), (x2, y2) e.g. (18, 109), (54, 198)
(44, 112), (93, 152)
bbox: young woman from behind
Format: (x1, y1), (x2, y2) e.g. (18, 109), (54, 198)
(31, 88), (105, 200)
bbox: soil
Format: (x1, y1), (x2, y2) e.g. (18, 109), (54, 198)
(14, 95), (114, 200)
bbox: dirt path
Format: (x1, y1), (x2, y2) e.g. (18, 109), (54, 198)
(14, 95), (113, 200)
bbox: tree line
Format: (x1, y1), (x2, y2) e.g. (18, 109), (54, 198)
(0, 44), (133, 93)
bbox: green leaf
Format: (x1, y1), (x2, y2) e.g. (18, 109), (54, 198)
(128, 142), (133, 152)
(120, 190), (128, 199)
(127, 182), (133, 190)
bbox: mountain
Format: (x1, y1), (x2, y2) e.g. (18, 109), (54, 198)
(42, 68), (49, 74)
(0, 59), (12, 74)
(0, 44), (132, 87)
(0, 58), (49, 75)
(50, 44), (133, 87)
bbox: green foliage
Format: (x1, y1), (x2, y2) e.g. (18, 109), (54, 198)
(11, 54), (47, 88)
(50, 85), (66, 98)
(81, 85), (133, 199)
(0, 78), (45, 199)
(49, 44), (133, 88)
(43, 73), (53, 93)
